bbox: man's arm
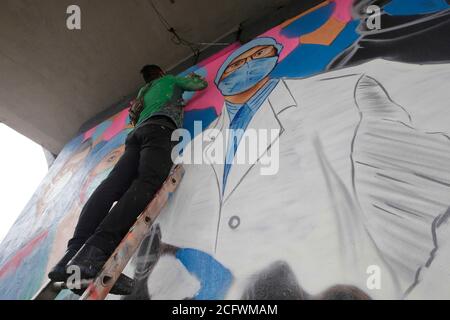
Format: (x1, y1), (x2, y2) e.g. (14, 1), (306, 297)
(174, 74), (208, 92)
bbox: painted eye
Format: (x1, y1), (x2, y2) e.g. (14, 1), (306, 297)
(254, 48), (271, 59)
(229, 61), (241, 69)
(107, 151), (120, 162)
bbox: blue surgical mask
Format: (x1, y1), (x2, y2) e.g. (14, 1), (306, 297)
(218, 56), (278, 96)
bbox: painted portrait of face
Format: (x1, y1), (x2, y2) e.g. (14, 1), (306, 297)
(36, 139), (93, 216)
(80, 143), (126, 203)
(215, 38), (283, 97)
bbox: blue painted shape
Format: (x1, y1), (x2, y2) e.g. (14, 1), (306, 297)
(91, 120), (112, 142)
(384, 0), (449, 16)
(176, 248), (233, 300)
(183, 107), (217, 139)
(281, 2), (335, 38)
(173, 107), (217, 157)
(272, 20), (360, 79)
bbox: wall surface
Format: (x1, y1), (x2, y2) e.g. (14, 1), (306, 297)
(1, 0), (450, 300)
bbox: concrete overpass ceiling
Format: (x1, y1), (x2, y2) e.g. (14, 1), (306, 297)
(0, 0), (292, 154)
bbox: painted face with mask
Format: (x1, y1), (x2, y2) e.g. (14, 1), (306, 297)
(80, 145), (125, 202)
(84, 167), (113, 199)
(217, 44), (279, 96)
(37, 140), (92, 216)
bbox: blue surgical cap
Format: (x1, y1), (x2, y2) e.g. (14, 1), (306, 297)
(215, 37), (283, 85)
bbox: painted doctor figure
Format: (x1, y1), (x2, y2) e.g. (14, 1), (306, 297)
(146, 37), (450, 300)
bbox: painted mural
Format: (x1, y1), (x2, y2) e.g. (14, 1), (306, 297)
(0, 0), (449, 300)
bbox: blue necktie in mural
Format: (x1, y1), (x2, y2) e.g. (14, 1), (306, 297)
(222, 79), (278, 191)
(223, 104), (253, 190)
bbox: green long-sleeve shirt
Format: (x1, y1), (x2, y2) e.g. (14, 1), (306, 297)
(136, 74), (208, 128)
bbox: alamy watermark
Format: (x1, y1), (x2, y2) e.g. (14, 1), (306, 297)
(366, 265), (381, 290)
(170, 121), (280, 176)
(365, 5), (382, 31)
(66, 5), (81, 30)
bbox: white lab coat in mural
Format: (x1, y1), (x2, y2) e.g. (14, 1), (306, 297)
(150, 59), (450, 299)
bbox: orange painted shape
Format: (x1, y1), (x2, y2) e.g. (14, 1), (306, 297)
(299, 16), (346, 46)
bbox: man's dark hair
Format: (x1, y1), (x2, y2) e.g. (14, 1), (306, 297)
(140, 65), (164, 83)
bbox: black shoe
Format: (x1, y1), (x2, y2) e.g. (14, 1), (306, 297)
(48, 248), (80, 282)
(66, 244), (106, 279)
(66, 244), (135, 296)
(108, 274), (135, 296)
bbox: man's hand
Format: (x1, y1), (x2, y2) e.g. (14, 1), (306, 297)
(187, 72), (203, 80)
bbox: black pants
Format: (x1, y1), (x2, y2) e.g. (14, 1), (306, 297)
(68, 117), (176, 256)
